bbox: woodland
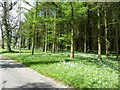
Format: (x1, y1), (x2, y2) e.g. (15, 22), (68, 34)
(0, 1), (119, 88)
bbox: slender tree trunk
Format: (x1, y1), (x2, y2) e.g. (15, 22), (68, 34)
(115, 7), (119, 59)
(104, 4), (109, 58)
(23, 38), (26, 49)
(52, 13), (56, 53)
(13, 35), (18, 49)
(113, 36), (116, 53)
(32, 26), (35, 55)
(19, 1), (22, 54)
(35, 31), (39, 49)
(19, 25), (22, 54)
(116, 26), (118, 59)
(70, 27), (74, 58)
(44, 4), (48, 53)
(56, 34), (59, 53)
(32, 2), (38, 55)
(97, 3), (101, 60)
(70, 2), (74, 58)
(28, 37), (31, 50)
(44, 26), (48, 53)
(43, 29), (45, 52)
(87, 7), (92, 53)
(52, 26), (56, 53)
(84, 25), (87, 53)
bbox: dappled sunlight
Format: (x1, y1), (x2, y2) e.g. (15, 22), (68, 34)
(2, 50), (119, 88)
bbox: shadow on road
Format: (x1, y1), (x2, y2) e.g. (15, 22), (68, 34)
(2, 82), (68, 90)
(2, 63), (25, 68)
(17, 82), (53, 88)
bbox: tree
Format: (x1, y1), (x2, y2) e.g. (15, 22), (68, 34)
(97, 3), (102, 60)
(0, 1), (17, 52)
(70, 2), (74, 58)
(0, 21), (5, 49)
(32, 1), (38, 55)
(103, 3), (109, 59)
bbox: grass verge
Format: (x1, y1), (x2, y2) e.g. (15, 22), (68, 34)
(1, 49), (119, 88)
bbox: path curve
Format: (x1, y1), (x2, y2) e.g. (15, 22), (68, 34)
(0, 55), (69, 89)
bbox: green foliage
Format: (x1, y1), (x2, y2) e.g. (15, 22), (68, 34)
(2, 50), (119, 88)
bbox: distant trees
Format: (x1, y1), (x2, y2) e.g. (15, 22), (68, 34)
(20, 2), (120, 59)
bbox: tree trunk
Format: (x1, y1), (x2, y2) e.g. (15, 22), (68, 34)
(44, 4), (48, 53)
(97, 3), (101, 60)
(32, 24), (35, 55)
(6, 30), (12, 52)
(28, 37), (31, 50)
(84, 25), (87, 53)
(52, 12), (56, 54)
(19, 1), (22, 53)
(0, 24), (5, 49)
(52, 29), (56, 53)
(44, 26), (48, 53)
(43, 30), (45, 52)
(115, 7), (119, 59)
(104, 4), (109, 58)
(70, 2), (74, 58)
(32, 2), (38, 55)
(4, 2), (11, 52)
(116, 26), (118, 59)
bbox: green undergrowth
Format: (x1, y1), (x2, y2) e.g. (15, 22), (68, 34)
(1, 49), (119, 88)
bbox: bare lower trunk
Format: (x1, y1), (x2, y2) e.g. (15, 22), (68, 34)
(70, 2), (74, 58)
(44, 4), (48, 53)
(84, 25), (87, 53)
(6, 30), (11, 52)
(4, 2), (11, 52)
(70, 28), (74, 58)
(32, 24), (35, 55)
(116, 7), (119, 59)
(52, 42), (55, 53)
(97, 3), (101, 60)
(52, 17), (56, 54)
(44, 27), (47, 53)
(104, 4), (109, 58)
(1, 27), (5, 49)
(116, 27), (118, 59)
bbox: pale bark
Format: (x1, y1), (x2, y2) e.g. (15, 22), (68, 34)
(44, 26), (48, 53)
(104, 4), (109, 58)
(52, 23), (56, 53)
(44, 4), (48, 53)
(32, 24), (35, 55)
(52, 11), (56, 53)
(97, 3), (101, 60)
(70, 2), (74, 58)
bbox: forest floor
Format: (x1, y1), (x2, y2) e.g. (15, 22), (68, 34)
(0, 49), (119, 88)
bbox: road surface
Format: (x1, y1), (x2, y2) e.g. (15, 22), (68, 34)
(0, 55), (68, 89)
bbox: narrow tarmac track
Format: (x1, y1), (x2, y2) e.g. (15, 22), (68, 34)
(0, 55), (69, 89)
